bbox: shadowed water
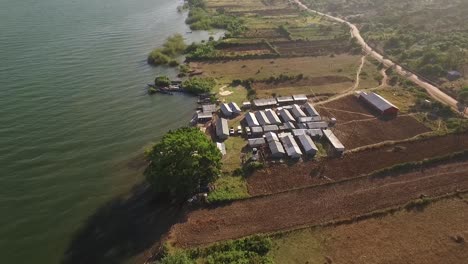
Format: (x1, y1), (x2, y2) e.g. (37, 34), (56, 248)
(0, 0), (219, 262)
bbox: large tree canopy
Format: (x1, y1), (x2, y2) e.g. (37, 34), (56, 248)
(145, 127), (222, 198)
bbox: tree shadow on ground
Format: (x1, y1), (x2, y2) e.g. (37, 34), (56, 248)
(61, 183), (184, 264)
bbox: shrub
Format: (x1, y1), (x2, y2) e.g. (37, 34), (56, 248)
(148, 34), (186, 66)
(182, 77), (216, 95)
(154, 75), (171, 87)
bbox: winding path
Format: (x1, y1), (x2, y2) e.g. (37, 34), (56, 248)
(292, 0), (467, 117)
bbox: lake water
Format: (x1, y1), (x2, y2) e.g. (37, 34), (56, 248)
(0, 0), (218, 262)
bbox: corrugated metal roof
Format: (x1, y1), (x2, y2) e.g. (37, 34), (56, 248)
(280, 134), (302, 158)
(293, 94), (308, 101)
(278, 108), (295, 122)
(276, 96), (294, 103)
(306, 121), (328, 129)
(202, 104), (217, 113)
(197, 112), (212, 119)
(360, 92), (398, 113)
(228, 102), (242, 113)
(323, 129), (345, 151)
(216, 118), (229, 138)
(298, 116), (321, 123)
(284, 121), (296, 130)
(245, 112), (260, 127)
(291, 104), (307, 119)
(297, 134), (318, 155)
(255, 111), (271, 126)
(265, 109), (282, 124)
(263, 124), (279, 132)
(307, 129), (323, 137)
(248, 138), (266, 147)
(216, 142), (226, 155)
(251, 126), (263, 134)
(292, 129), (308, 136)
(253, 98), (277, 107)
(268, 140), (285, 157)
(220, 103), (233, 116)
(265, 132), (280, 142)
(304, 102), (320, 117)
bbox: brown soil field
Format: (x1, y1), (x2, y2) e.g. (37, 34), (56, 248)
(332, 115), (431, 149)
(317, 95), (378, 121)
(241, 29), (286, 40)
(247, 133), (468, 195)
(273, 40), (350, 56)
(169, 161), (468, 248)
(217, 43), (273, 56)
(271, 197), (468, 264)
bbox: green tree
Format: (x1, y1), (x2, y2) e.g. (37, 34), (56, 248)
(145, 127), (222, 199)
(182, 77), (216, 94)
(158, 252), (194, 264)
(154, 75), (171, 87)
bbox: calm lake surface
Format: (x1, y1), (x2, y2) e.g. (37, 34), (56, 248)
(0, 0), (218, 262)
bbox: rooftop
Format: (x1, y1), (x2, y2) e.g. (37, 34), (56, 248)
(359, 92), (399, 113)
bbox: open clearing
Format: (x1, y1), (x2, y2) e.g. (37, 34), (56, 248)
(270, 196), (468, 264)
(169, 161), (468, 248)
(247, 133), (468, 195)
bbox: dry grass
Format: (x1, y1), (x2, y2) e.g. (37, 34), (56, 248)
(270, 197), (468, 264)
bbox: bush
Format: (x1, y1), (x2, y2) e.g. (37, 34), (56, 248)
(182, 77), (216, 95)
(158, 252), (194, 264)
(154, 75), (171, 87)
(148, 34), (186, 66)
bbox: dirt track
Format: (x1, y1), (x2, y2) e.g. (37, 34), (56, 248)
(248, 133), (468, 195)
(170, 161), (468, 248)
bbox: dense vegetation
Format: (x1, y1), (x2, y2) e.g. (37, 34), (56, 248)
(154, 75), (171, 87)
(144, 127), (222, 199)
(148, 34), (187, 66)
(182, 77), (216, 94)
(303, 0), (467, 90)
(156, 236), (273, 264)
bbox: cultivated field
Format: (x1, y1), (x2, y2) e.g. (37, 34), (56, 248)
(271, 196), (468, 264)
(169, 161), (468, 247)
(247, 133), (468, 195)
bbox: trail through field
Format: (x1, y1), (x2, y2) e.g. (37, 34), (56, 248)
(291, 0), (467, 117)
(170, 161), (468, 247)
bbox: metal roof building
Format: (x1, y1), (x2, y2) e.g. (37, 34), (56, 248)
(245, 112), (260, 127)
(220, 103), (233, 117)
(248, 138), (266, 148)
(291, 104), (307, 119)
(264, 131), (280, 143)
(255, 111), (271, 126)
(297, 116), (321, 123)
(304, 102), (320, 117)
(293, 94), (308, 103)
(253, 98), (277, 108)
(307, 129), (323, 138)
(280, 134), (303, 158)
(197, 112), (213, 122)
(251, 126), (263, 136)
(264, 109), (282, 124)
(228, 102), (242, 114)
(268, 140), (286, 158)
(306, 121), (328, 129)
(276, 96), (294, 105)
(358, 92), (399, 116)
(216, 142), (226, 155)
(278, 108), (295, 123)
(284, 121), (296, 130)
(263, 124), (279, 133)
(323, 129), (345, 153)
(202, 104), (217, 113)
(216, 118), (229, 140)
(296, 134), (318, 156)
(242, 101), (251, 109)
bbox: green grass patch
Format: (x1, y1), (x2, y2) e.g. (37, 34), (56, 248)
(222, 136), (247, 172)
(207, 175), (249, 203)
(269, 229), (326, 264)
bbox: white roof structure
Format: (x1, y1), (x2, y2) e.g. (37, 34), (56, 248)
(307, 129), (323, 137)
(197, 112), (212, 120)
(359, 92), (399, 113)
(228, 102), (242, 114)
(296, 134), (318, 155)
(264, 132), (279, 142)
(323, 129), (345, 152)
(255, 111), (271, 126)
(248, 138), (266, 147)
(253, 98), (277, 108)
(284, 121), (296, 130)
(220, 103), (233, 117)
(216, 142), (226, 155)
(293, 94), (308, 102)
(216, 118), (229, 140)
(280, 134), (302, 158)
(297, 116), (321, 123)
(306, 121), (328, 129)
(291, 104), (307, 119)
(263, 124), (279, 132)
(242, 101), (251, 108)
(265, 109), (282, 124)
(276, 96), (294, 104)
(278, 108), (295, 123)
(292, 129), (308, 136)
(245, 112), (260, 127)
(304, 102), (320, 117)
(202, 104), (217, 113)
(251, 126), (263, 135)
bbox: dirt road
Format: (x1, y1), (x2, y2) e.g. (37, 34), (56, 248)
(292, 0), (467, 117)
(170, 161), (468, 247)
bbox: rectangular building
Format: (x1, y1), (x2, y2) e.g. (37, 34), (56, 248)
(248, 138), (266, 148)
(216, 118), (229, 140)
(296, 134), (318, 156)
(250, 126), (263, 136)
(280, 134), (303, 159)
(291, 104), (307, 119)
(255, 111), (271, 126)
(306, 121), (328, 129)
(253, 98), (277, 108)
(245, 112), (260, 127)
(293, 94), (308, 103)
(304, 102), (320, 117)
(278, 108), (295, 123)
(358, 92), (399, 116)
(268, 140), (286, 158)
(202, 104), (217, 113)
(228, 102), (242, 114)
(297, 116), (321, 123)
(216, 142), (226, 155)
(220, 103), (233, 117)
(276, 96), (294, 105)
(263, 124), (279, 133)
(264, 109), (282, 124)
(323, 129), (345, 153)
